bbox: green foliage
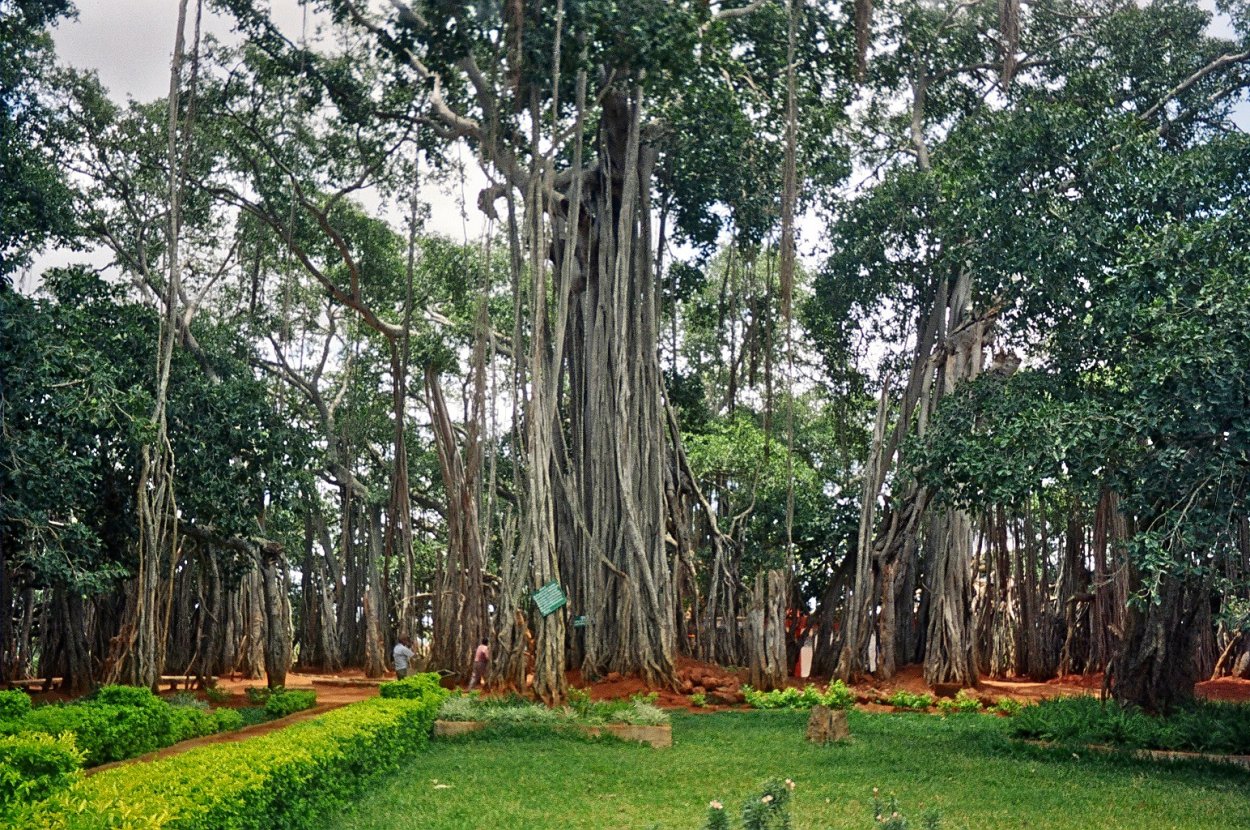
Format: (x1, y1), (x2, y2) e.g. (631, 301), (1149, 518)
(0, 0), (77, 281)
(992, 698), (1023, 717)
(14, 690), (446, 829)
(378, 672), (448, 702)
(871, 790), (942, 830)
(1010, 696), (1250, 755)
(243, 686), (273, 705)
(263, 689), (317, 719)
(702, 778), (794, 830)
(435, 691), (670, 728)
(213, 709), (245, 733)
(0, 732), (83, 818)
(0, 690), (32, 722)
(167, 707), (218, 744)
(691, 693), (708, 708)
(203, 686), (233, 705)
(2, 685), (239, 766)
(741, 681), (855, 711)
(887, 692), (933, 712)
(91, 685), (160, 709)
(13, 700), (171, 767)
(936, 690), (982, 716)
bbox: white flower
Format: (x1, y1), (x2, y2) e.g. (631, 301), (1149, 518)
(709, 801), (723, 810)
(785, 779), (795, 791)
(762, 794), (774, 804)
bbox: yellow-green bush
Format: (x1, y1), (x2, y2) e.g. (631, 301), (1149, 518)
(0, 732), (83, 818)
(0, 690), (32, 722)
(13, 678), (447, 829)
(378, 672), (445, 700)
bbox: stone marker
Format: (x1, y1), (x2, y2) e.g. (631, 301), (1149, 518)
(806, 705), (850, 743)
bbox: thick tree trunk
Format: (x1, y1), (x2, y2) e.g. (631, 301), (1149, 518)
(1111, 568), (1203, 711)
(259, 547), (292, 688)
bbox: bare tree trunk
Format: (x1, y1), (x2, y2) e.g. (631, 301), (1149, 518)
(259, 546), (292, 688)
(746, 569), (788, 690)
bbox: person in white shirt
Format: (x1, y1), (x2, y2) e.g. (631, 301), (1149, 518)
(393, 636), (415, 679)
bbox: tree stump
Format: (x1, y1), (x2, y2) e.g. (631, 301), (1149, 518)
(806, 705), (850, 743)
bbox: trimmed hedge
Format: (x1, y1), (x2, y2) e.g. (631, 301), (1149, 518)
(378, 672), (445, 700)
(0, 733), (84, 818)
(14, 676), (449, 829)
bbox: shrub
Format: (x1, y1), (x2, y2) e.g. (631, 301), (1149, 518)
(14, 691), (446, 829)
(263, 689), (317, 719)
(993, 697), (1023, 717)
(167, 707), (217, 744)
(12, 686), (182, 766)
(0, 733), (84, 817)
(91, 685), (160, 708)
(203, 686), (232, 705)
(1009, 696), (1250, 755)
(741, 681), (855, 711)
(887, 691), (933, 711)
(936, 690), (982, 715)
(243, 686), (273, 705)
(213, 708), (244, 733)
(379, 672), (447, 701)
(691, 693), (707, 707)
(0, 690), (32, 722)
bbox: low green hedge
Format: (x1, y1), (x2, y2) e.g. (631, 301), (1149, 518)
(14, 676), (449, 829)
(0, 685), (236, 768)
(263, 689), (317, 719)
(378, 672), (446, 700)
(0, 732), (84, 819)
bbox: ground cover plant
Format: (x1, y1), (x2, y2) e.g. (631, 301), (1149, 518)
(887, 691), (934, 712)
(1010, 696), (1250, 755)
(12, 677), (448, 829)
(741, 682), (856, 711)
(935, 690), (982, 716)
(316, 710), (1250, 829)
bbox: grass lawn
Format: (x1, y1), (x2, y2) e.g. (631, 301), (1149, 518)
(320, 711), (1250, 829)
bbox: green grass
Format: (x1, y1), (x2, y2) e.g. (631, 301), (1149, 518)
(316, 711), (1250, 829)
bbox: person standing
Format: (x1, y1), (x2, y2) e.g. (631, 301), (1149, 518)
(468, 638), (490, 690)
(393, 636), (415, 680)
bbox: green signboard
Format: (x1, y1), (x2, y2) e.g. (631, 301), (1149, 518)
(532, 581), (567, 617)
(572, 615), (588, 628)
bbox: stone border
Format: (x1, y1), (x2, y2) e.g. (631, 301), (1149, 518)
(433, 719), (672, 747)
